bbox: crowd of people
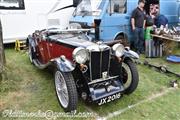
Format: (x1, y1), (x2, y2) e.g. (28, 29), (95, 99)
(131, 0), (168, 56)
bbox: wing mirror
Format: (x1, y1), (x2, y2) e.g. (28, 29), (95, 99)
(114, 4), (120, 13)
(73, 0), (82, 7)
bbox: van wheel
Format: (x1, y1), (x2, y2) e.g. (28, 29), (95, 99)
(115, 35), (129, 46)
(54, 69), (78, 112)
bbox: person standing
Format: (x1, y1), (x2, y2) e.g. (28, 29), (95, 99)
(153, 4), (168, 28)
(131, 0), (146, 54)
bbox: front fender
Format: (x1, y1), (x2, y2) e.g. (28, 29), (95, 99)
(28, 37), (36, 50)
(124, 50), (139, 59)
(54, 56), (75, 72)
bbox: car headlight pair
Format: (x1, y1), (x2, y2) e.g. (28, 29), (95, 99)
(73, 47), (89, 64)
(73, 43), (124, 64)
(112, 43), (125, 57)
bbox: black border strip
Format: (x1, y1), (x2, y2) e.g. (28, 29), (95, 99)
(0, 0), (25, 10)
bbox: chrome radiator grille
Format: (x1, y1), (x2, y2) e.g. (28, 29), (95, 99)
(89, 49), (110, 80)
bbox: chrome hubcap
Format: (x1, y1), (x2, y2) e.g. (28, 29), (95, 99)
(55, 71), (69, 108)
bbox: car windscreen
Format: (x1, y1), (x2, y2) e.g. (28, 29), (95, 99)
(49, 33), (89, 41)
(74, 0), (105, 16)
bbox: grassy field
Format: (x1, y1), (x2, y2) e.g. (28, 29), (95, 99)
(0, 47), (180, 120)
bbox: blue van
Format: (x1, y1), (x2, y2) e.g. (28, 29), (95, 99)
(70, 0), (179, 45)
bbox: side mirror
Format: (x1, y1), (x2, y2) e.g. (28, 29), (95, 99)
(73, 0), (82, 7)
(114, 4), (120, 13)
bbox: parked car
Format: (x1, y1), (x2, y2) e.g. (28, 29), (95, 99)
(28, 28), (139, 112)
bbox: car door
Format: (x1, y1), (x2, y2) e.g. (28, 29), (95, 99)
(40, 34), (52, 63)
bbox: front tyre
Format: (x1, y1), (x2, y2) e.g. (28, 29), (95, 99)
(54, 69), (78, 112)
(122, 59), (139, 94)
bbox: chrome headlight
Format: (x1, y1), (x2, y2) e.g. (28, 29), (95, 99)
(112, 43), (125, 57)
(73, 47), (89, 64)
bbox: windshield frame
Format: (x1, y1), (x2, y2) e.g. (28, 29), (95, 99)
(73, 0), (105, 17)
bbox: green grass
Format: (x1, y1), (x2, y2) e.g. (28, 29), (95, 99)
(112, 89), (180, 120)
(0, 47), (180, 120)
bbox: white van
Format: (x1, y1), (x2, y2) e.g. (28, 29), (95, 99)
(1, 0), (74, 44)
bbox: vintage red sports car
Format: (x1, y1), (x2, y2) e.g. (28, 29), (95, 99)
(28, 28), (139, 112)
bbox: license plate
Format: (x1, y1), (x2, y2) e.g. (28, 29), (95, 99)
(98, 93), (121, 105)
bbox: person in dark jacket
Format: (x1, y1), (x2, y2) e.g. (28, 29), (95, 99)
(154, 14), (168, 28)
(149, 3), (168, 27)
(131, 0), (146, 54)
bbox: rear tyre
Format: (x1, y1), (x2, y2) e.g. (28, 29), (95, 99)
(28, 45), (34, 64)
(122, 59), (139, 94)
(54, 69), (78, 112)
